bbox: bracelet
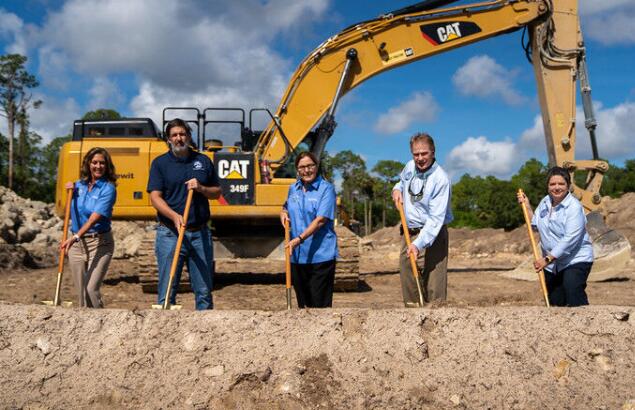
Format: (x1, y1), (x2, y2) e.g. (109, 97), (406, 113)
(297, 236), (304, 243)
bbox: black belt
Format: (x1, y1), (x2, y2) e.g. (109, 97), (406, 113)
(75, 229), (111, 238)
(159, 222), (205, 232)
(399, 225), (422, 236)
(186, 225), (205, 232)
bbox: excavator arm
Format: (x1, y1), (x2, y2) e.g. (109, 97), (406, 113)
(256, 0), (606, 213)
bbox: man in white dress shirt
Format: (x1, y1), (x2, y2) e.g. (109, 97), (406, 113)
(392, 133), (453, 305)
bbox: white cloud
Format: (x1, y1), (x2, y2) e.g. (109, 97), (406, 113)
(0, 9), (26, 54)
(445, 136), (517, 178)
(24, 0), (328, 114)
(37, 46), (71, 90)
(576, 102), (635, 159)
(579, 2), (635, 45)
(445, 100), (635, 180)
(373, 92), (439, 134)
(88, 77), (124, 111)
(516, 102), (635, 161)
(518, 114), (545, 153)
(29, 95), (81, 142)
(579, 0), (633, 16)
(452, 55), (525, 105)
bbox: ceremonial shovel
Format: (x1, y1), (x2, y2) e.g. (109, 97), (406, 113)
(396, 199), (425, 307)
(517, 189), (550, 308)
(283, 218), (292, 310)
(152, 189), (194, 310)
(42, 187), (73, 307)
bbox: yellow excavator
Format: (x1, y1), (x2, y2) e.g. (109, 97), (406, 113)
(56, 0), (630, 290)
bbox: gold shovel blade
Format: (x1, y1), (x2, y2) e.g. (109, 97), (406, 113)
(151, 304), (182, 310)
(41, 301), (73, 307)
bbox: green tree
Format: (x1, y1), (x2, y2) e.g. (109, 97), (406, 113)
(601, 160), (635, 197)
(39, 135), (72, 202)
(82, 108), (122, 120)
(371, 160), (404, 228)
(331, 150), (376, 230)
(0, 54), (41, 189)
(510, 158), (547, 207)
(451, 174), (523, 230)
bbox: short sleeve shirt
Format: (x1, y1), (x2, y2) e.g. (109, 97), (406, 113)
(147, 150), (220, 228)
(284, 176), (338, 264)
(71, 178), (117, 234)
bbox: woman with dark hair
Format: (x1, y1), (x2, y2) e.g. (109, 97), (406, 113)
(60, 147), (117, 308)
(517, 166), (594, 306)
(280, 151), (338, 308)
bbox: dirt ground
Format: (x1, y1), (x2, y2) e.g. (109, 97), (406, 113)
(1, 302), (633, 409)
(1, 257), (635, 409)
(1, 254), (634, 311)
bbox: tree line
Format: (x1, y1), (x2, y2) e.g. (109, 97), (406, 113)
(2, 52), (634, 231)
(324, 152), (635, 233)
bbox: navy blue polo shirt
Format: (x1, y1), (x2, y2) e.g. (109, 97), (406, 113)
(147, 150), (219, 229)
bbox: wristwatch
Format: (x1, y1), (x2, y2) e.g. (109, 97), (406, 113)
(544, 255), (554, 264)
(72, 234), (81, 243)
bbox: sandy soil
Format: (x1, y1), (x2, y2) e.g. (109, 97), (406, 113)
(1, 232), (634, 409)
(1, 302), (633, 409)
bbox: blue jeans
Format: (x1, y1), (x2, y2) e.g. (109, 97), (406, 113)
(155, 224), (214, 310)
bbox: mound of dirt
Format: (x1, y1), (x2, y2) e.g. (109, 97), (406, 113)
(1, 302), (633, 409)
(602, 192), (635, 256)
(0, 185), (153, 269)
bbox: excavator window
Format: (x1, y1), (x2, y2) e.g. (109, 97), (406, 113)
(72, 119), (160, 141)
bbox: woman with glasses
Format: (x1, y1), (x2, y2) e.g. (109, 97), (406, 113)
(280, 151), (338, 308)
(59, 147), (117, 308)
(517, 166), (594, 306)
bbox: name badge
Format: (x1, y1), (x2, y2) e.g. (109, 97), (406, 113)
(539, 207), (549, 218)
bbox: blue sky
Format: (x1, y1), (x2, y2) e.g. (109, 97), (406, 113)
(1, 0), (634, 180)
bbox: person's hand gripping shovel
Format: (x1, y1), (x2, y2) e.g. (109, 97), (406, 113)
(283, 218), (293, 310)
(396, 197), (425, 307)
(42, 186), (73, 307)
(152, 189), (194, 310)
(517, 189), (550, 308)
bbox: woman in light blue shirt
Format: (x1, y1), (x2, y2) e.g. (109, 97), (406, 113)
(517, 166), (593, 306)
(280, 152), (338, 308)
(60, 147), (117, 308)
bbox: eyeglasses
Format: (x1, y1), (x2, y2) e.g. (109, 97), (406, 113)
(297, 164), (317, 171)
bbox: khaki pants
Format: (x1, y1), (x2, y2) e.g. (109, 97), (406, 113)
(399, 225), (448, 305)
(67, 231), (114, 308)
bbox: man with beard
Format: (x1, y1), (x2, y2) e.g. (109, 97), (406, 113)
(392, 132), (453, 306)
(147, 118), (221, 310)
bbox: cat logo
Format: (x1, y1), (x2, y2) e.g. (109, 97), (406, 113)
(437, 22), (461, 43)
(419, 21), (482, 46)
(218, 159), (249, 179)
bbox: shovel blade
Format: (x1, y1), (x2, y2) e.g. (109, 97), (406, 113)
(151, 304), (182, 310)
(41, 301), (73, 307)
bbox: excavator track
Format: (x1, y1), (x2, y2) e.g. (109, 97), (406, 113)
(132, 226), (360, 293)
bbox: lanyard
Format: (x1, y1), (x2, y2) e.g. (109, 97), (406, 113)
(408, 173), (426, 201)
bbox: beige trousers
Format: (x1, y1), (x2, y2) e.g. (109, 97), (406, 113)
(67, 231), (114, 308)
(399, 225), (448, 305)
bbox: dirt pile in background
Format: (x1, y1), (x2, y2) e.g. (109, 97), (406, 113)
(0, 186), (150, 269)
(602, 192), (635, 256)
(0, 186), (61, 269)
(362, 225), (530, 272)
(1, 302), (633, 409)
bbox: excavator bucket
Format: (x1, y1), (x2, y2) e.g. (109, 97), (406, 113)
(503, 212), (632, 282)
